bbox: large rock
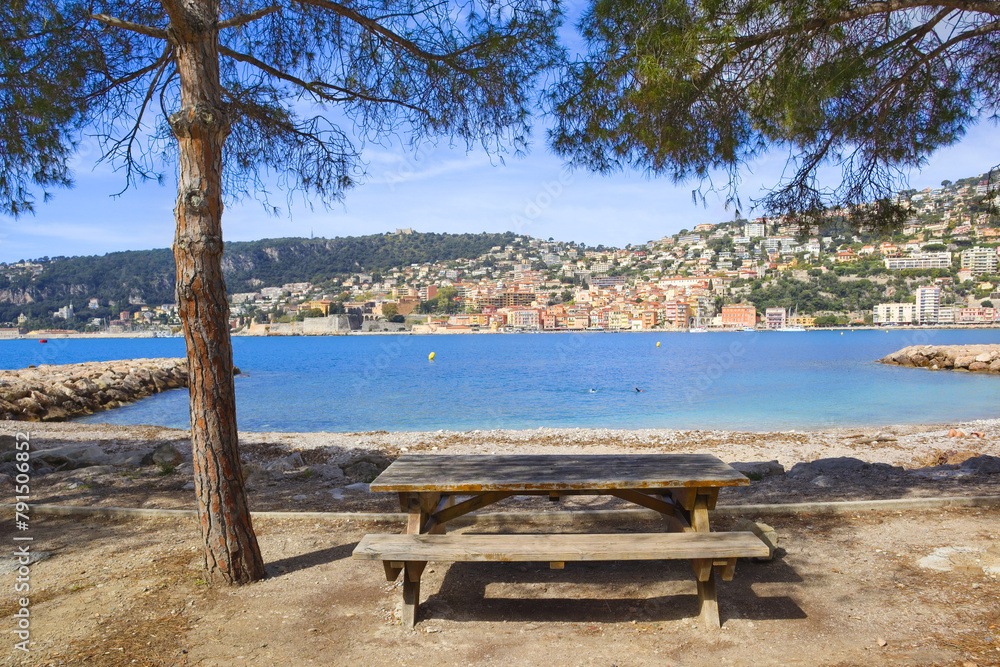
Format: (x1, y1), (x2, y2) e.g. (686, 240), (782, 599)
(730, 460), (785, 478)
(151, 443), (183, 468)
(107, 449), (155, 467)
(341, 453), (391, 483)
(35, 444), (110, 469)
(959, 455), (1000, 475)
(264, 452), (305, 474)
(786, 457), (871, 481)
(308, 463), (348, 484)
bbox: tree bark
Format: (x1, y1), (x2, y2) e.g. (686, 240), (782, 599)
(165, 0), (265, 584)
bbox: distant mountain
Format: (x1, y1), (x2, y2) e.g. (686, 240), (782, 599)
(0, 231), (516, 323)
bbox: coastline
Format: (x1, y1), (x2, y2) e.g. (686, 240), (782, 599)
(4, 323), (1000, 339)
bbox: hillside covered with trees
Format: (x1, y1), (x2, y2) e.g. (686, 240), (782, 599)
(0, 231), (515, 326)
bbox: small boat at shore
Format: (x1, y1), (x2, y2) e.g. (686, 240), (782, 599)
(780, 305), (806, 331)
(689, 326), (708, 333)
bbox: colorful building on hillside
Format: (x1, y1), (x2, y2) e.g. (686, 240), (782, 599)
(721, 304), (757, 328)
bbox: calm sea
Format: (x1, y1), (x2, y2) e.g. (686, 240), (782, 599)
(2, 330), (999, 432)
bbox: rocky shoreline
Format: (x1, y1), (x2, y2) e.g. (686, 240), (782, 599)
(0, 358), (194, 421)
(879, 344), (1000, 373)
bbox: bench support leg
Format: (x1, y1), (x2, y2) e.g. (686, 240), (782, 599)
(384, 561), (403, 582)
(402, 577), (420, 627)
(697, 572), (720, 629)
(402, 561), (425, 627)
(692, 491), (720, 628)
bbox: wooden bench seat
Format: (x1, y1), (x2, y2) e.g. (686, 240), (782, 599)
(353, 531), (769, 627)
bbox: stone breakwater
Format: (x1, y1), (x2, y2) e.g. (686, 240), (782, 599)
(879, 344), (1000, 374)
(0, 358), (193, 421)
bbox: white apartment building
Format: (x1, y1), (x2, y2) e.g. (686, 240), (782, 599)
(884, 252), (952, 270)
(937, 306), (959, 324)
(915, 286), (941, 324)
(745, 222), (766, 238)
(874, 303), (917, 324)
(803, 239), (822, 256)
(960, 247), (999, 277)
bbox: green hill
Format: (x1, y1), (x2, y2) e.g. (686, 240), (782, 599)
(0, 231), (515, 325)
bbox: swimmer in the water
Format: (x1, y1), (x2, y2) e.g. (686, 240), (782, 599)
(634, 387), (642, 392)
(589, 388), (597, 393)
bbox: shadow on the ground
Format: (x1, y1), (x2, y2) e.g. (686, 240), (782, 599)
(719, 456), (1000, 506)
(265, 541), (358, 578)
(423, 556), (806, 625)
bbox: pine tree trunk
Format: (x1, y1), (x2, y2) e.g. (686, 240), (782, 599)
(166, 0), (265, 584)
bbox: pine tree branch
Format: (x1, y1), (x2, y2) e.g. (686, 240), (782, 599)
(769, 16), (1000, 209)
(90, 14), (168, 40)
(291, 0), (480, 73)
(87, 45), (173, 101)
(218, 6), (281, 30)
(728, 1), (1000, 48)
(218, 46), (431, 114)
(101, 54), (172, 195)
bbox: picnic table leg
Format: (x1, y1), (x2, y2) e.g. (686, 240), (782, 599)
(400, 493), (438, 626)
(697, 575), (719, 629)
(404, 492), (441, 535)
(402, 561), (426, 627)
(691, 492), (721, 629)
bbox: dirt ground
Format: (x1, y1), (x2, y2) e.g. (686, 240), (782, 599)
(3, 421), (1000, 665)
(2, 509), (999, 667)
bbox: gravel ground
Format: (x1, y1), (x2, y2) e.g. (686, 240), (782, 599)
(4, 420), (1000, 666)
(13, 417), (1000, 467)
(6, 419), (1000, 513)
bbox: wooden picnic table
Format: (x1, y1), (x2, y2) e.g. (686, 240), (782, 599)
(353, 453), (767, 628)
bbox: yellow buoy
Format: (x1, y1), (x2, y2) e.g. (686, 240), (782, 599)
(656, 341), (661, 348)
(885, 330), (889, 333)
(840, 332), (844, 335)
(428, 352), (436, 361)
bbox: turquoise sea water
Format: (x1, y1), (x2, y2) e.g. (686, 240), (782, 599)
(2, 329), (999, 432)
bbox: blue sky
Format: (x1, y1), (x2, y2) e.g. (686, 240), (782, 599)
(2, 0), (1000, 263)
(3, 119), (998, 264)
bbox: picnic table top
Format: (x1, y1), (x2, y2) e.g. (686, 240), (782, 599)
(369, 453), (749, 493)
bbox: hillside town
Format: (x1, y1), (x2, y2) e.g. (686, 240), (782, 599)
(2, 174), (999, 337)
(227, 177), (1000, 334)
